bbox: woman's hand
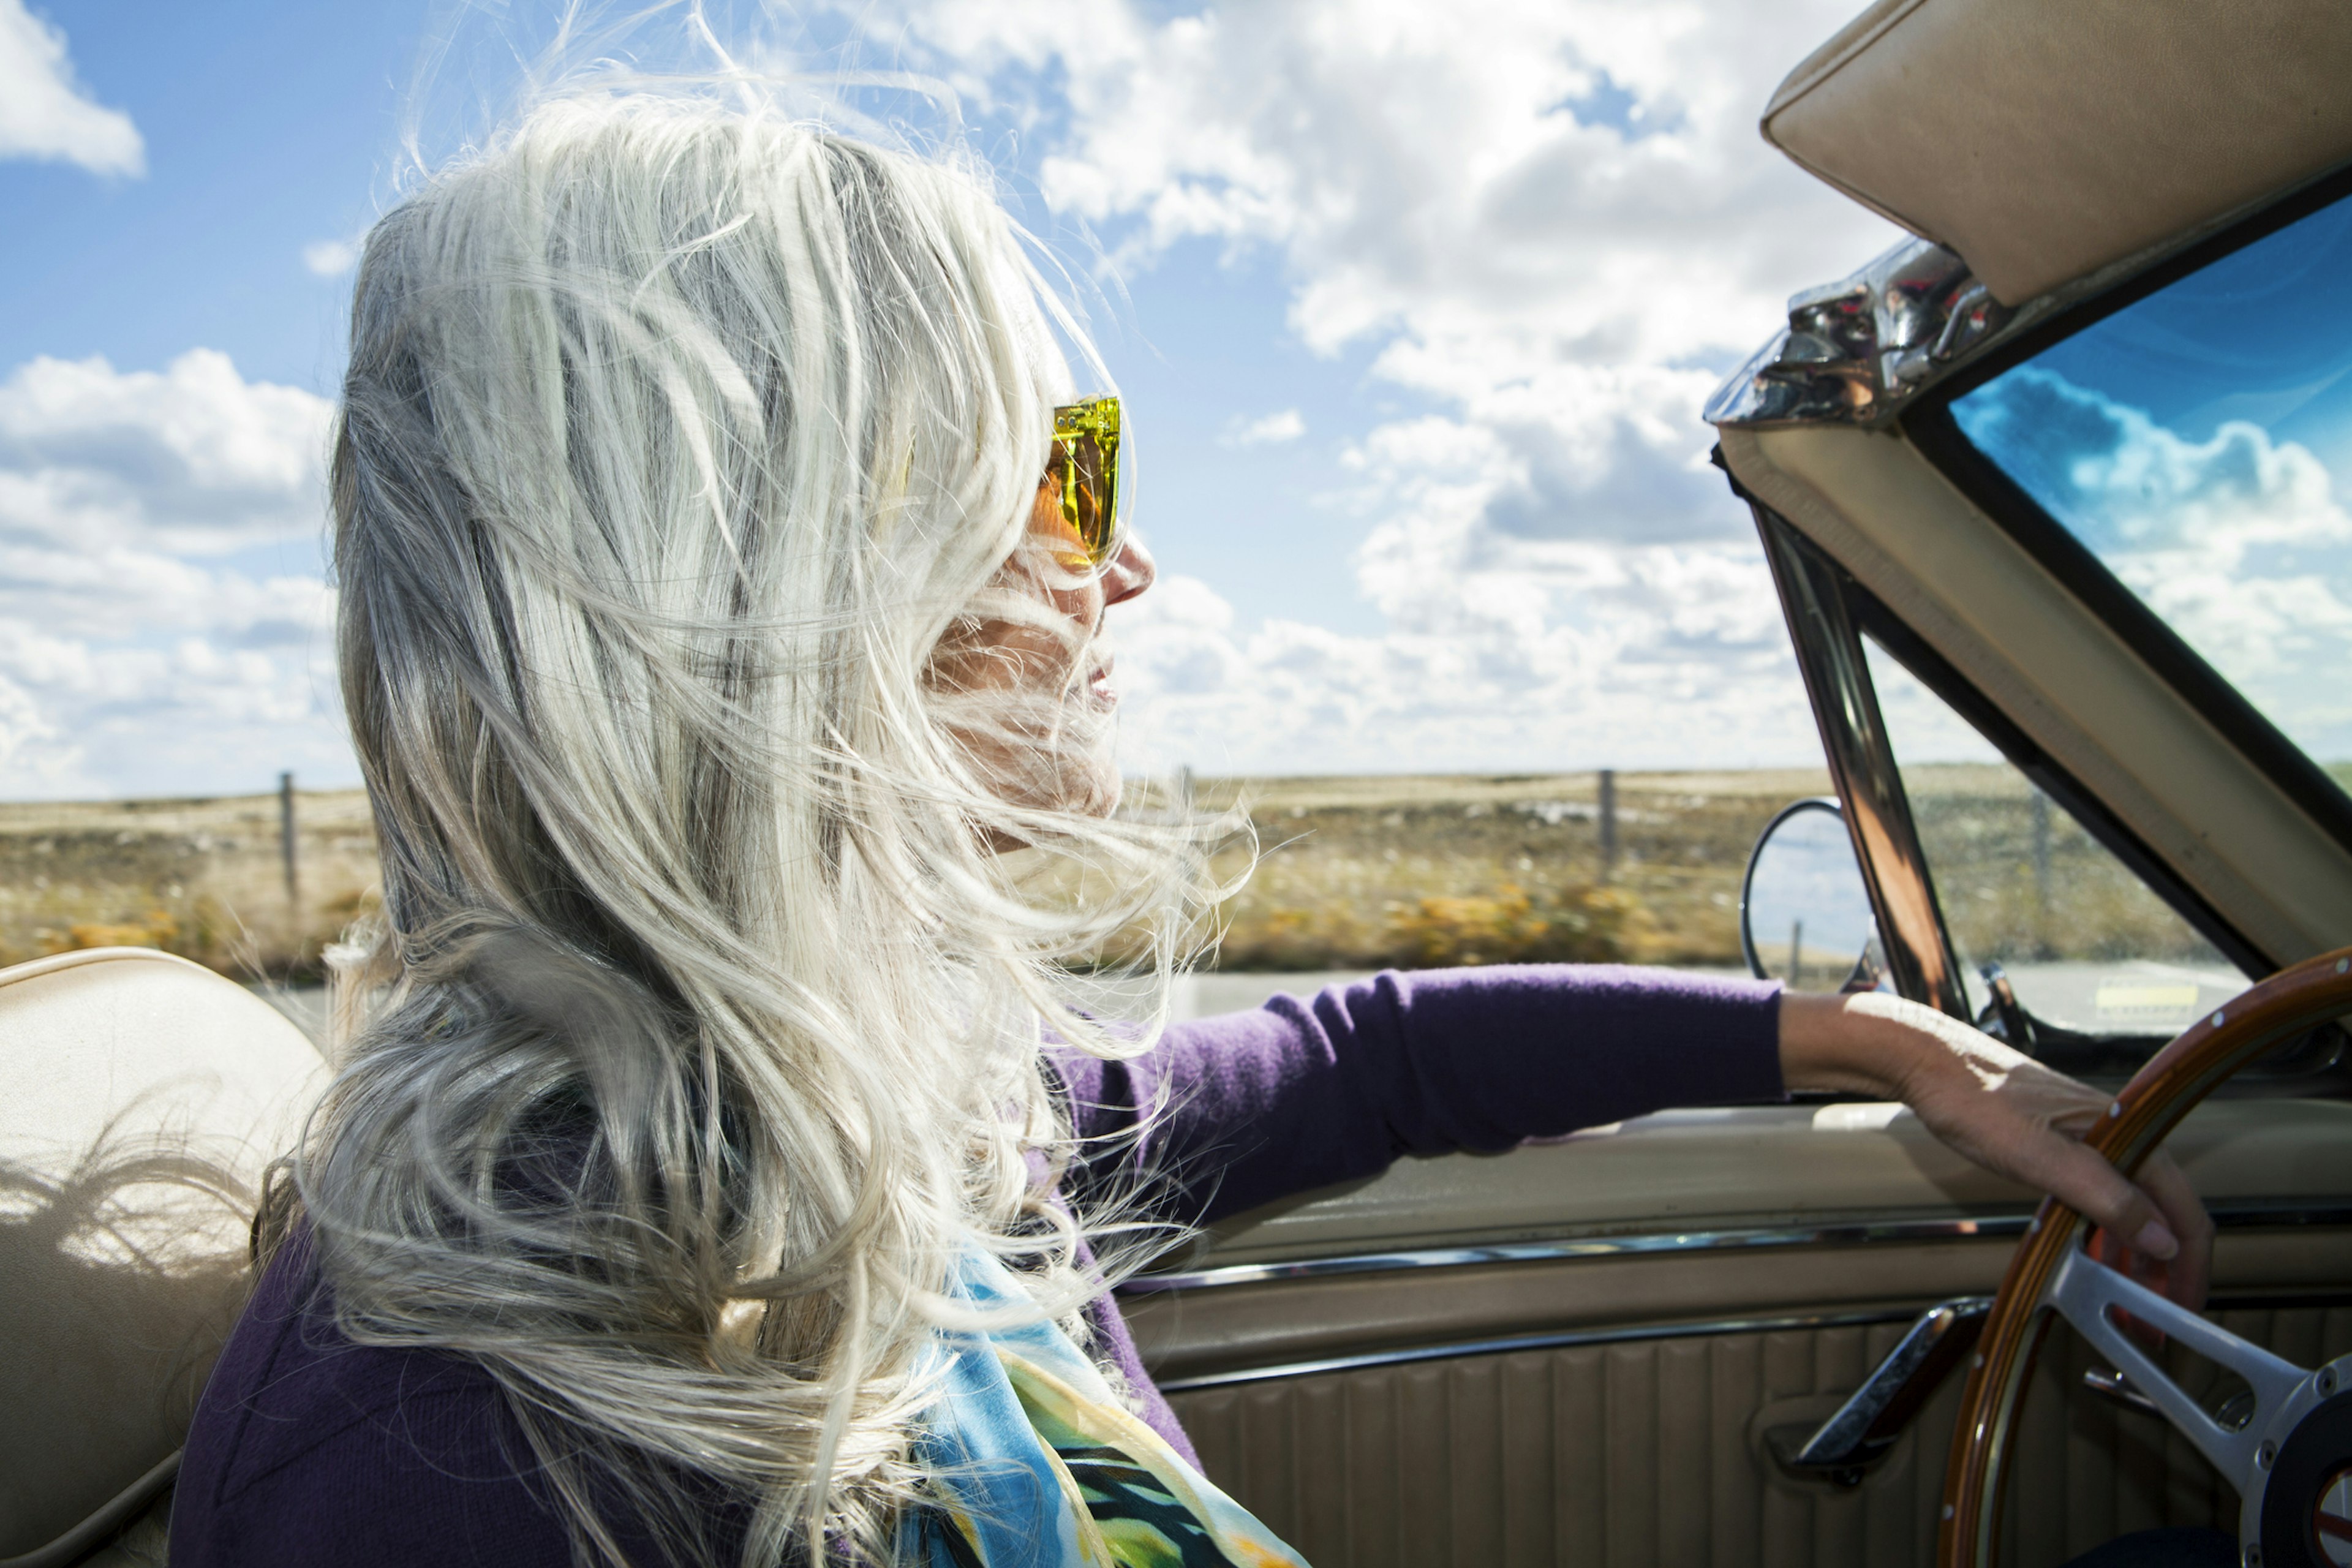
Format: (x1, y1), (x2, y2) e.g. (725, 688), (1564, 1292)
(1779, 990), (2213, 1310)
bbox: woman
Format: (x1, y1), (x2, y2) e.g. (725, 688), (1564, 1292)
(173, 86), (2217, 1568)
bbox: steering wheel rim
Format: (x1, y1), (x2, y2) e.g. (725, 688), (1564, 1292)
(1939, 945), (2352, 1567)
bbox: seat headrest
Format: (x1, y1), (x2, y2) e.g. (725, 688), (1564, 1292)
(0, 949), (326, 1565)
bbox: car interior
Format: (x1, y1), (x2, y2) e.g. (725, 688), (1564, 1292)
(11, 1), (2352, 1566)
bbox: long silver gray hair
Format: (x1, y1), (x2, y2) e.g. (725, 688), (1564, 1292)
(295, 82), (1211, 1568)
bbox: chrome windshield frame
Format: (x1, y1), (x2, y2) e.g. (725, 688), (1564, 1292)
(1728, 480), (2282, 1028)
(1749, 503), (1972, 1019)
(1714, 160), (2352, 878)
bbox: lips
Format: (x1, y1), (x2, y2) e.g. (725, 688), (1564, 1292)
(1085, 657), (1118, 708)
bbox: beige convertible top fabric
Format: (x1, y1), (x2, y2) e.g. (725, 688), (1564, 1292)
(1765, 0), (2352, 305)
(0, 949), (323, 1566)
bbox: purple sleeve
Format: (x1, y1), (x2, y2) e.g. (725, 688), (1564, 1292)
(1051, 963), (1786, 1225)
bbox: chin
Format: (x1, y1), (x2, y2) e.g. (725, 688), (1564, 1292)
(948, 688), (1121, 820)
(1068, 762), (1121, 819)
(1033, 736), (1119, 818)
(1044, 703), (1121, 817)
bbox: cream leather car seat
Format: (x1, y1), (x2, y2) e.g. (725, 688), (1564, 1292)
(0, 948), (326, 1568)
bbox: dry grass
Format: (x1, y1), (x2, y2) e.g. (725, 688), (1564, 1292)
(1150, 769), (1836, 970)
(0, 764), (2205, 981)
(0, 790), (379, 979)
(1899, 766), (2219, 967)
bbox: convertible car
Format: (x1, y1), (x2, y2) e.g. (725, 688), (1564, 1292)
(12, 1), (2352, 1565)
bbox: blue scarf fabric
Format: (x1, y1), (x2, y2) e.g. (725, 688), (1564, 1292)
(907, 1248), (1308, 1568)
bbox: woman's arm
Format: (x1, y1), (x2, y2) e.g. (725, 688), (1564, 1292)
(1052, 968), (2212, 1309)
(1051, 963), (1784, 1225)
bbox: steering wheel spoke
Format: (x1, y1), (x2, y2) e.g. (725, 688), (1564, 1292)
(2048, 1245), (2309, 1488)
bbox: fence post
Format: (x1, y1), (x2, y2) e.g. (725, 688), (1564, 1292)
(1598, 769), (1618, 880)
(279, 772), (300, 936)
(2029, 788), (2051, 914)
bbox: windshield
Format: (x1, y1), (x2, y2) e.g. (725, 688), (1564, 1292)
(1948, 189), (2352, 788)
(1861, 639), (2246, 1044)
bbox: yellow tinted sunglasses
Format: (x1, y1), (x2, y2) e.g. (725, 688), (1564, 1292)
(1042, 397), (1122, 567)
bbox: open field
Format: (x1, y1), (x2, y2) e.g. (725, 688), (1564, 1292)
(0, 790), (380, 978)
(0, 764), (2228, 982)
(1169, 769), (1837, 970)
(0, 771), (1828, 978)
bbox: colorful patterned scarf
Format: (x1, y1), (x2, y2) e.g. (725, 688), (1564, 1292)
(908, 1247), (1308, 1568)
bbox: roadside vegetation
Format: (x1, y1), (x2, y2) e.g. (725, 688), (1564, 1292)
(0, 790), (380, 979)
(0, 764), (2232, 982)
(1898, 764), (2225, 970)
(0, 771), (1833, 979)
(1156, 770), (1833, 970)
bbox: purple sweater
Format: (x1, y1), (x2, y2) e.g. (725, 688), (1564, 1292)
(171, 965), (1783, 1566)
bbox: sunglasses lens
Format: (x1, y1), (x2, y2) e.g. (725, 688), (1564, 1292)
(1049, 398), (1120, 566)
(1065, 433), (1112, 560)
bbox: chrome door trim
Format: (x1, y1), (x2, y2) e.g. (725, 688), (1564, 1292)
(1153, 1278), (2352, 1393)
(1752, 505), (1972, 1018)
(1154, 1306), (1924, 1392)
(1124, 1202), (2352, 1294)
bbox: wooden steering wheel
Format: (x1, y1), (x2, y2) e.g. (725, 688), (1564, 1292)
(1940, 946), (2352, 1567)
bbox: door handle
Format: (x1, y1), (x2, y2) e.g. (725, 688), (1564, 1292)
(1766, 1296), (1992, 1485)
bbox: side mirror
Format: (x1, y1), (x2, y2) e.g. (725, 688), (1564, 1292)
(1740, 798), (1882, 991)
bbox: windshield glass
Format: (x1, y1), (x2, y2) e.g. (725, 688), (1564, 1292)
(1949, 190), (2352, 787)
(1861, 640), (2247, 1044)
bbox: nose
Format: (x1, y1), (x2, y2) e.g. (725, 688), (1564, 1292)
(1102, 532), (1156, 607)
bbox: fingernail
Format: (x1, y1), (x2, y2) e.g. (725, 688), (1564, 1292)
(2133, 1219), (2179, 1261)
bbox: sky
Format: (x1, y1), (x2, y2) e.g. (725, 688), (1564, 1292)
(0, 0), (1915, 799)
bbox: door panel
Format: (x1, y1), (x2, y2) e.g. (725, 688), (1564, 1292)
(1135, 1099), (2352, 1566)
(1172, 1318), (1945, 1568)
(1123, 1099), (2352, 1387)
(1171, 1303), (2352, 1567)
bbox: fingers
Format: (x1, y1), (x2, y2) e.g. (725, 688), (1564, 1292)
(2019, 1126), (2214, 1311)
(2137, 1150), (2214, 1310)
(2003, 1122), (2179, 1261)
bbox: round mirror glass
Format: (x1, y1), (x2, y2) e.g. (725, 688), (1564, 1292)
(1741, 799), (1877, 992)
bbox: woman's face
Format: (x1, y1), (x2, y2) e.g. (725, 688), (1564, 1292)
(926, 462), (1156, 818)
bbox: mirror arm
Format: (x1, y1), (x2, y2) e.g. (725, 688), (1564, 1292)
(1841, 937), (1890, 994)
(1768, 1296), (1991, 1485)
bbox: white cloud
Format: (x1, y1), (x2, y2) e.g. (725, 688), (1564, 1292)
(1868, 649), (2001, 766)
(1956, 368), (2352, 757)
(1107, 557), (1812, 777)
(301, 239), (359, 277)
(929, 0), (1896, 368)
(0, 351), (343, 796)
(0, 0), (142, 176)
(867, 0), (1900, 772)
(0, 350), (334, 556)
(1225, 409), (1305, 447)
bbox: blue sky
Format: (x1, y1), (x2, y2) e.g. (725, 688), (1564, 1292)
(1948, 186), (2352, 766)
(0, 0), (1909, 798)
